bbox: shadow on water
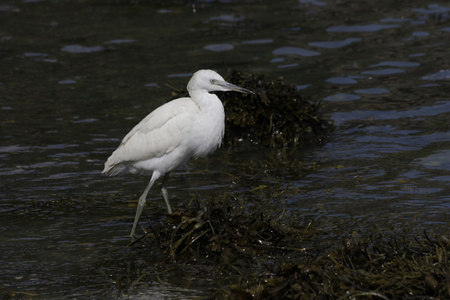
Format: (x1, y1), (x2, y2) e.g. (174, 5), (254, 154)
(1, 0), (449, 298)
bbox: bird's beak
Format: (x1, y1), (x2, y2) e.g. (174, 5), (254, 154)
(217, 81), (254, 94)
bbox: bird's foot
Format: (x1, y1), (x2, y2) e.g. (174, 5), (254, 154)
(129, 233), (139, 244)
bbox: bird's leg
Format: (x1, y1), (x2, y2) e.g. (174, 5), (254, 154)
(160, 172), (172, 214)
(130, 171), (161, 241)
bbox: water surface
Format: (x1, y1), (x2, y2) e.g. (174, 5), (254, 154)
(1, 0), (449, 298)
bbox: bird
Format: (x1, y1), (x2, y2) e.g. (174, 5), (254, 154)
(102, 69), (253, 240)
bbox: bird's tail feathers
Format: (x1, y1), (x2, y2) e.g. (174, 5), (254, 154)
(102, 161), (126, 176)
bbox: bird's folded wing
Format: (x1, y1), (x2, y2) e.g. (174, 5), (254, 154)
(104, 98), (199, 169)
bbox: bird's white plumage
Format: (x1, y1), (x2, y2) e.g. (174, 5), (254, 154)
(102, 69), (252, 240)
(103, 97), (209, 175)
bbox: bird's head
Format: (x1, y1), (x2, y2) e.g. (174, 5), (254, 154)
(187, 69), (253, 94)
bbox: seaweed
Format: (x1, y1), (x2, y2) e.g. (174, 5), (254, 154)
(220, 69), (333, 148)
(231, 232), (450, 299)
(135, 195), (312, 266)
(126, 194), (450, 299)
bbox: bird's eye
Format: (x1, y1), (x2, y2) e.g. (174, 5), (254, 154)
(210, 79), (216, 84)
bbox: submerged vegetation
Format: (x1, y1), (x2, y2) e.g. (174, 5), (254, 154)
(172, 69), (334, 148)
(122, 195), (450, 299)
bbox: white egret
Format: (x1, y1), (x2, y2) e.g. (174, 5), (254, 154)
(102, 69), (253, 240)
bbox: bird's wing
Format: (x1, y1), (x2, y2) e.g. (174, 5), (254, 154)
(104, 97), (199, 170)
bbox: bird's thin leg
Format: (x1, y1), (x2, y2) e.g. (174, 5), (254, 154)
(160, 172), (172, 214)
(130, 171), (161, 240)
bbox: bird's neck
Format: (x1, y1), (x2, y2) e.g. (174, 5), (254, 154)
(189, 90), (222, 110)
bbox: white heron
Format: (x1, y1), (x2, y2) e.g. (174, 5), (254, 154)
(102, 69), (253, 240)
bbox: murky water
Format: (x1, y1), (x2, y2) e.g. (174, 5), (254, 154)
(1, 0), (449, 298)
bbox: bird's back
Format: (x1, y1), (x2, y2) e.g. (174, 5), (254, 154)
(102, 97), (201, 176)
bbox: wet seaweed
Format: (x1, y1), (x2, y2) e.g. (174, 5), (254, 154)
(221, 69), (334, 148)
(230, 232), (450, 299)
(127, 194), (449, 300)
(171, 69), (334, 148)
(137, 195), (312, 267)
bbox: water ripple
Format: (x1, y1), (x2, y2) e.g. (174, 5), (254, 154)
(325, 77), (358, 84)
(323, 93), (360, 102)
(331, 101), (450, 124)
(416, 150), (450, 170)
(411, 4), (450, 15)
(327, 24), (399, 32)
(411, 31), (430, 37)
(273, 46), (320, 57)
(61, 45), (104, 53)
(58, 79), (77, 85)
(300, 0), (327, 6)
(379, 17), (411, 23)
(361, 68), (405, 75)
(354, 88), (390, 94)
(208, 14), (245, 23)
(242, 39), (273, 45)
(203, 44), (234, 51)
(105, 39), (136, 44)
(422, 70), (450, 80)
(309, 38), (361, 49)
(369, 61), (420, 68)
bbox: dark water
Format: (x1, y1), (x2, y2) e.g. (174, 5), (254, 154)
(1, 0), (449, 298)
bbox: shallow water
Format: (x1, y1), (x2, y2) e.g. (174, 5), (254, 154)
(1, 0), (449, 298)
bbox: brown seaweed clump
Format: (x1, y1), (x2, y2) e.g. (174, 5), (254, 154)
(136, 195), (311, 266)
(128, 194), (450, 300)
(171, 69), (334, 148)
(220, 70), (333, 147)
(230, 232), (450, 299)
